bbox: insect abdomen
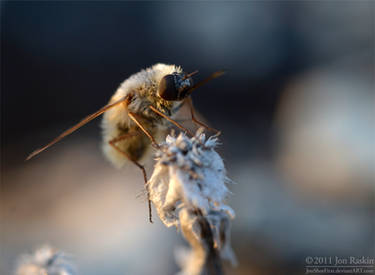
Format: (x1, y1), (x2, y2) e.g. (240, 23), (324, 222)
(102, 122), (153, 168)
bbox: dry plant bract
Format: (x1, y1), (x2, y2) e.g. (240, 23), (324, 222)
(148, 129), (237, 275)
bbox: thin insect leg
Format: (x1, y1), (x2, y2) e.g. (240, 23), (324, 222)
(148, 105), (194, 137)
(186, 97), (221, 136)
(109, 132), (153, 223)
(128, 112), (160, 149)
(174, 118), (194, 123)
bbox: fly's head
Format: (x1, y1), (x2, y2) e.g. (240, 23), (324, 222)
(157, 72), (196, 101)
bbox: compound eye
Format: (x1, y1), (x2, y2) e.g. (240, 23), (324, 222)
(158, 74), (178, 101)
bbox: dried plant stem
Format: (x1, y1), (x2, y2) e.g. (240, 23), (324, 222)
(180, 209), (223, 275)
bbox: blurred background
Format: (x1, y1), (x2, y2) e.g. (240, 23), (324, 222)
(1, 1), (374, 275)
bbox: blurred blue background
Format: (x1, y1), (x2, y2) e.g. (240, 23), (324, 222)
(1, 2), (374, 275)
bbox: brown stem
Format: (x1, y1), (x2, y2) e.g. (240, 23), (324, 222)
(179, 208), (224, 275)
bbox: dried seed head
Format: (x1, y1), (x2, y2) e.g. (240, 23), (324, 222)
(149, 129), (234, 227)
(148, 129), (237, 274)
(15, 245), (76, 275)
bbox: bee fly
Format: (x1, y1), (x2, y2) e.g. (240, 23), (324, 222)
(27, 63), (224, 222)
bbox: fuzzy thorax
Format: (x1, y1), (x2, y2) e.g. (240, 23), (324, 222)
(101, 64), (185, 167)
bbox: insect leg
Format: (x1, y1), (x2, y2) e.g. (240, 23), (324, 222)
(186, 97), (221, 136)
(128, 112), (160, 149)
(148, 105), (194, 137)
(109, 132), (153, 223)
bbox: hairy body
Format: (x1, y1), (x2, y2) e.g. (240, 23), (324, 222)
(101, 63), (185, 168)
